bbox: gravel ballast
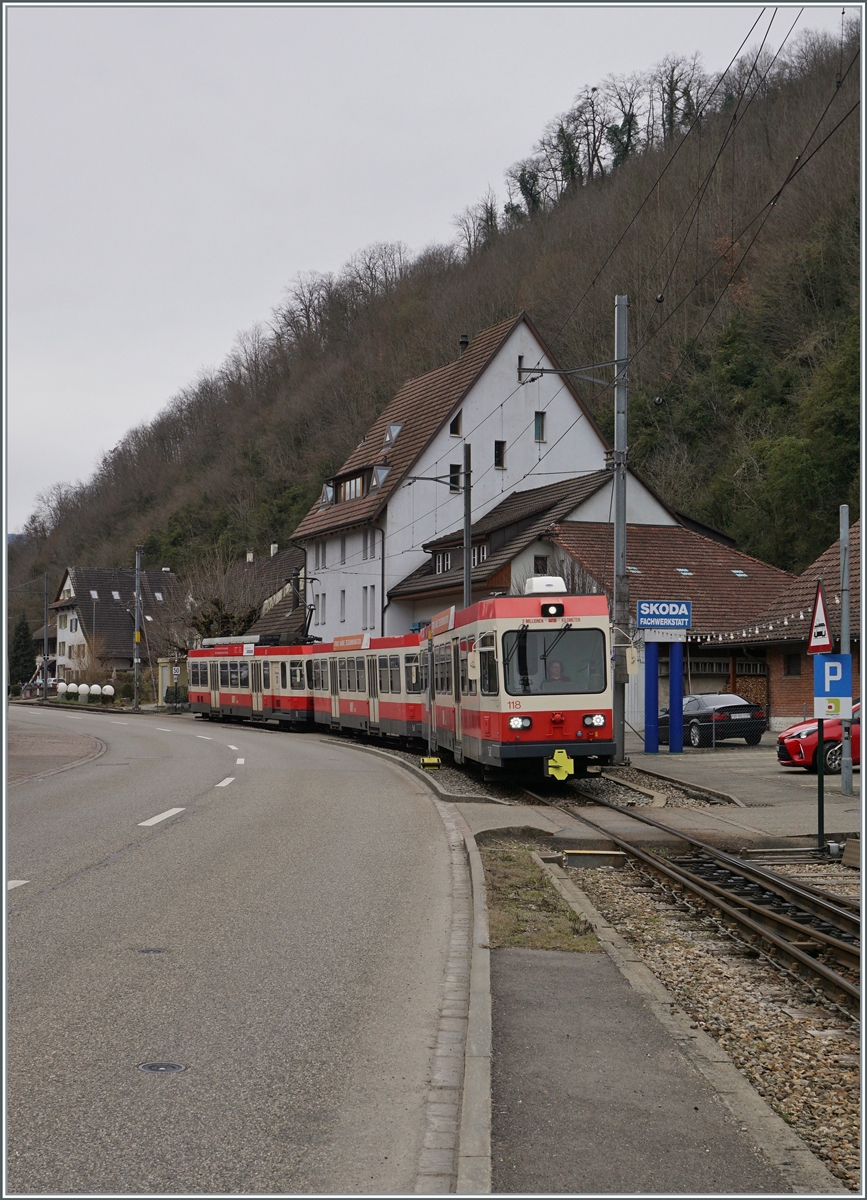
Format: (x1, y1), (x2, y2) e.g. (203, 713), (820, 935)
(571, 862), (861, 1192)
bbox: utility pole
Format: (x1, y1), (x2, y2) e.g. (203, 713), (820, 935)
(42, 572), (49, 704)
(612, 295), (629, 765)
(463, 441), (472, 611)
(839, 505), (852, 795)
(133, 547), (142, 711)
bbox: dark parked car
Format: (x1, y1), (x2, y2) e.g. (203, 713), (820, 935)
(659, 693), (768, 748)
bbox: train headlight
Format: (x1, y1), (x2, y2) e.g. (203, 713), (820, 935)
(509, 716), (533, 730)
(583, 713), (606, 727)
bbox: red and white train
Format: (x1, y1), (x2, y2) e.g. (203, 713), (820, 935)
(187, 581), (614, 779)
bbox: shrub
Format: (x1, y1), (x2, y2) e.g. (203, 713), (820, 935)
(10, 684), (21, 697)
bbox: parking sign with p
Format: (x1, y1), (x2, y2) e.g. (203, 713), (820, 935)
(813, 653), (852, 719)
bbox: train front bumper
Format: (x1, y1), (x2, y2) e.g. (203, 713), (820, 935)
(482, 740), (616, 764)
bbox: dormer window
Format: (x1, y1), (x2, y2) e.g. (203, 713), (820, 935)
(111, 590), (121, 600)
(471, 544), (488, 567)
(435, 552), (452, 574)
(732, 569), (748, 578)
(369, 466), (390, 490)
(627, 565), (641, 574)
(154, 591), (163, 601)
(383, 423), (403, 448)
(320, 482), (334, 508)
(337, 474), (365, 502)
(89, 589), (99, 600)
(676, 567), (693, 576)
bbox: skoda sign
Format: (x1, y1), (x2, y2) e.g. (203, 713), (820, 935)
(637, 600), (692, 629)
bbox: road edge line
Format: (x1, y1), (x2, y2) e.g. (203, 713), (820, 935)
(531, 855), (845, 1196)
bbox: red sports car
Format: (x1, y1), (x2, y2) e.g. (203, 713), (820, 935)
(777, 703), (860, 773)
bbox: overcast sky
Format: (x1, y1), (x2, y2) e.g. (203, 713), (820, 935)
(4, 3), (851, 533)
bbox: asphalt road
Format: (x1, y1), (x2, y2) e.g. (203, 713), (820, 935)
(7, 707), (452, 1194)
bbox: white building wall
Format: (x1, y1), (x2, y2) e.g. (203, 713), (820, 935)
(570, 476), (676, 526)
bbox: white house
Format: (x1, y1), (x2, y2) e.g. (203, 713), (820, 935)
(291, 312), (677, 643)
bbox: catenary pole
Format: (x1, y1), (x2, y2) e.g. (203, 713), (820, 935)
(133, 547), (142, 712)
(839, 505), (852, 795)
(612, 295), (629, 765)
(42, 572), (49, 704)
(463, 442), (472, 611)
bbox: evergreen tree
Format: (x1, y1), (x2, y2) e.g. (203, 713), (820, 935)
(9, 612), (36, 685)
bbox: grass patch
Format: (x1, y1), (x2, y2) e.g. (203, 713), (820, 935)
(479, 837), (600, 952)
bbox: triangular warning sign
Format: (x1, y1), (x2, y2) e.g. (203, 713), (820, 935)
(807, 580), (833, 654)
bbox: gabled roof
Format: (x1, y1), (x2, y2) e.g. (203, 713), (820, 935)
(550, 523), (794, 636)
(245, 590), (308, 644)
(224, 546), (305, 608)
(703, 521), (861, 645)
(389, 473), (610, 600)
(51, 567), (178, 659)
(292, 313), (608, 541)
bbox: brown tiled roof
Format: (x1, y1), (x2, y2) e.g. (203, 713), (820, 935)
(550, 523), (795, 635)
(245, 589), (309, 643)
(388, 473), (610, 600)
(51, 568), (179, 660)
(703, 520), (860, 645)
(225, 546), (305, 606)
(291, 313), (608, 541)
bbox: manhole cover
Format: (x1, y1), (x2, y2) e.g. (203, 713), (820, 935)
(138, 1062), (186, 1073)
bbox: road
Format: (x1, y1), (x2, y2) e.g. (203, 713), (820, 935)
(7, 706), (453, 1194)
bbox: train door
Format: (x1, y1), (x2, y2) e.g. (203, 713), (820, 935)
(367, 655), (379, 728)
(209, 661), (220, 714)
(329, 659), (340, 724)
(251, 660), (263, 716)
(452, 637), (463, 760)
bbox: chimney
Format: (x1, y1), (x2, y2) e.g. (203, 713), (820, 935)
(246, 549), (254, 563)
(459, 334), (469, 354)
(270, 543), (278, 557)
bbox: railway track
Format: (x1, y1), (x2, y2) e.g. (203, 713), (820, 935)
(529, 791), (860, 1010)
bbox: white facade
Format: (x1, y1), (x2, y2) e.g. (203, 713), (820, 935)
(304, 322), (675, 644)
(53, 573), (89, 680)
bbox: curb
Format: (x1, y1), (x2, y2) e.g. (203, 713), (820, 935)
(624, 762), (746, 806)
(531, 855), (846, 1195)
(8, 736), (108, 788)
(323, 738), (493, 1193)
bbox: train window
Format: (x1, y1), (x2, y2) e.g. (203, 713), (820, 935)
(459, 640), (469, 696)
(220, 662), (229, 687)
(389, 655), (401, 693)
(347, 658), (357, 692)
(306, 659), (314, 689)
(356, 657), (366, 693)
(501, 628), (606, 695)
(338, 658), (348, 691)
(239, 662), (250, 688)
(262, 661), (271, 689)
(405, 653), (422, 693)
(290, 660), (305, 690)
(188, 663), (197, 687)
(467, 636), (477, 696)
(479, 633), (498, 696)
(315, 659), (323, 690)
(420, 651), (430, 694)
(378, 656), (390, 694)
(229, 661), (239, 688)
(281, 661), (287, 690)
(435, 644), (452, 696)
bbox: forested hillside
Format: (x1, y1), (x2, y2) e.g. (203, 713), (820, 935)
(10, 21), (859, 608)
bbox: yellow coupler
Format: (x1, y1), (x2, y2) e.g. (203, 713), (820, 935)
(546, 748), (575, 781)
(419, 756), (442, 770)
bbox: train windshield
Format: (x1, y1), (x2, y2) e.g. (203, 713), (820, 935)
(501, 628), (606, 695)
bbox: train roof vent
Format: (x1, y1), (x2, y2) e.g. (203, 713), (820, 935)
(524, 576), (567, 596)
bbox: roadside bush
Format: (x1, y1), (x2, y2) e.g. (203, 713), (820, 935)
(164, 686), (189, 705)
(10, 684), (21, 697)
(120, 681), (134, 700)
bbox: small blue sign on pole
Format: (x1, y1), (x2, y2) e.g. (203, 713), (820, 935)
(813, 653), (853, 719)
(637, 600), (692, 629)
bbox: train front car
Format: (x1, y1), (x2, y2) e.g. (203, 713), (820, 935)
(188, 638), (314, 728)
(426, 578), (614, 781)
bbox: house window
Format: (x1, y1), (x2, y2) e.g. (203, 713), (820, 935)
(449, 464), (461, 493)
(154, 591), (163, 601)
(363, 529), (376, 560)
(338, 475), (364, 502)
(70, 618), (78, 632)
(340, 535), (346, 564)
(784, 653), (802, 677)
(340, 590), (346, 622)
(732, 569), (748, 578)
(534, 555), (548, 575)
(494, 440), (506, 469)
(319, 593), (326, 624)
(435, 552), (452, 574)
(89, 589), (99, 600)
(471, 544), (488, 567)
(145, 615), (153, 622)
(534, 411), (546, 441)
(361, 587), (368, 629)
(111, 590), (121, 600)
(676, 567), (693, 576)
(449, 411), (462, 436)
(383, 423), (403, 447)
(58, 614), (68, 630)
(58, 641), (66, 656)
(627, 565), (641, 574)
(368, 585), (376, 630)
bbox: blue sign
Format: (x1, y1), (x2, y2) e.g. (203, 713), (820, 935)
(636, 600), (692, 629)
(813, 653), (853, 719)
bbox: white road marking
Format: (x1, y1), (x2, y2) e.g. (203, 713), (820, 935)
(7, 880), (29, 891)
(138, 807), (185, 827)
(236, 758), (245, 765)
(196, 735), (213, 740)
(215, 777), (235, 788)
(227, 745), (239, 750)
(65, 715), (82, 719)
(111, 721), (129, 725)
(156, 727), (173, 732)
